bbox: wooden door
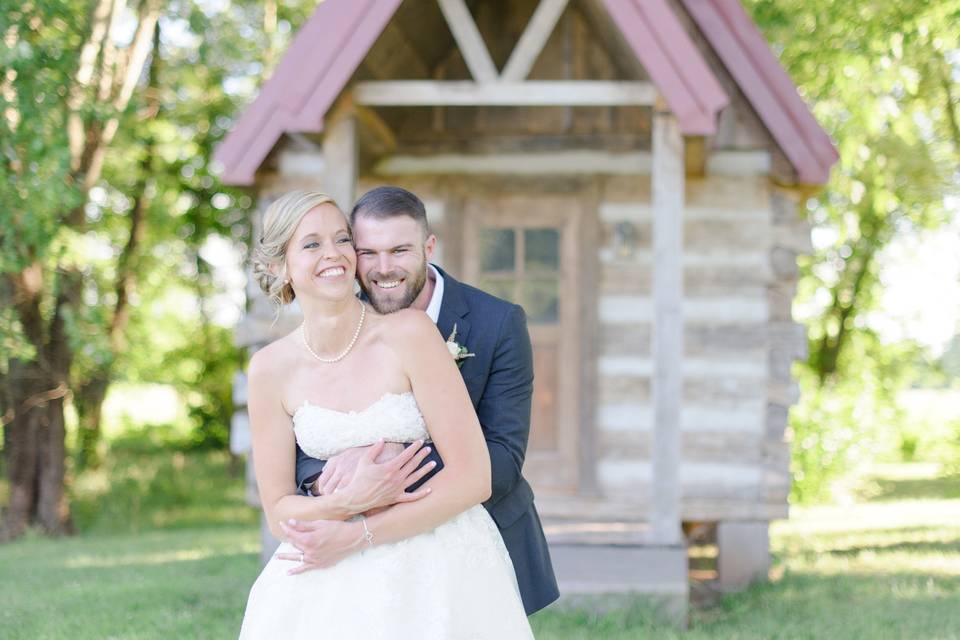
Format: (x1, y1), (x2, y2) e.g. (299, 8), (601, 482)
(463, 195), (580, 494)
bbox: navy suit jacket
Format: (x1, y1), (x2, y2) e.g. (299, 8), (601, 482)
(295, 266), (559, 615)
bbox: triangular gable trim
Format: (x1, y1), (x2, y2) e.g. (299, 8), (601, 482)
(216, 0), (733, 185)
(681, 0), (837, 184)
(214, 0), (403, 185)
(601, 0), (729, 135)
(215, 0), (834, 186)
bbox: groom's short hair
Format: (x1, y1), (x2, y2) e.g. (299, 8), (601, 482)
(350, 186), (429, 237)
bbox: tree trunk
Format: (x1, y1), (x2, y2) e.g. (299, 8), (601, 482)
(36, 396), (71, 535)
(38, 276), (74, 535)
(75, 375), (110, 470)
(0, 360), (42, 541)
(1, 274), (75, 540)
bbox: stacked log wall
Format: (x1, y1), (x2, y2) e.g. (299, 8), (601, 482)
(594, 169), (806, 521)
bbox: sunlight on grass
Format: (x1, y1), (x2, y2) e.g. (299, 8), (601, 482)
(65, 541), (261, 569)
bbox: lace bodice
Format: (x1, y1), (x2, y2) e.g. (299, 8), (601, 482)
(293, 392), (430, 459)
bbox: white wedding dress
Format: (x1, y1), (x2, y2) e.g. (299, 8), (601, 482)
(238, 392), (534, 639)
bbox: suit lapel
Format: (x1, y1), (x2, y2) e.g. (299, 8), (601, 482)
(434, 266), (480, 399)
(434, 265), (471, 347)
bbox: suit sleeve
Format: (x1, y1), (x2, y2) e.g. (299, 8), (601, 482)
(294, 445), (326, 495)
(477, 304), (534, 503)
(296, 441), (443, 496)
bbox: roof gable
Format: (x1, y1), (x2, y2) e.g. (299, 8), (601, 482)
(600, 0), (728, 135)
(680, 0), (838, 183)
(214, 0), (403, 185)
(215, 0), (835, 186)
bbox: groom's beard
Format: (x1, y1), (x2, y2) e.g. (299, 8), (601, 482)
(361, 260), (428, 314)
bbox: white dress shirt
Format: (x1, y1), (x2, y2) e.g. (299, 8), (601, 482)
(424, 264), (444, 324)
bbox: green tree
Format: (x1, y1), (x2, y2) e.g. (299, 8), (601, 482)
(1, 0), (316, 540)
(745, 0), (960, 499)
(1, 0), (164, 538)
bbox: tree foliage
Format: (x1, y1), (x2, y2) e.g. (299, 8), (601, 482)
(745, 0), (960, 500)
(0, 0), (314, 539)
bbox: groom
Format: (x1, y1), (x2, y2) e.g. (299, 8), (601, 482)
(293, 186), (559, 615)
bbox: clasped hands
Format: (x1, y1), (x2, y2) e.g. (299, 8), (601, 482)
(276, 440), (434, 574)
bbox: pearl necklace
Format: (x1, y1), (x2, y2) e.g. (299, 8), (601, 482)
(300, 301), (365, 363)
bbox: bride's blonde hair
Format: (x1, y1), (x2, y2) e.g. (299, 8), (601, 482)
(252, 190), (343, 313)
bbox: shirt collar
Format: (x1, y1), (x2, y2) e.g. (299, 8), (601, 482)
(424, 263), (444, 324)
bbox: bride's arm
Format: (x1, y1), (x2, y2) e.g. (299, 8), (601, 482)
(361, 310), (492, 545)
(247, 349), (362, 539)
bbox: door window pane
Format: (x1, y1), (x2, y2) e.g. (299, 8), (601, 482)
(523, 279), (559, 323)
(524, 228), (560, 272)
(477, 277), (517, 304)
(479, 229), (515, 273)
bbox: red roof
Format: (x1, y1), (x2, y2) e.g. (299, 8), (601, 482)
(215, 0), (835, 186)
(214, 0), (403, 185)
(601, 0), (728, 135)
(680, 0), (838, 183)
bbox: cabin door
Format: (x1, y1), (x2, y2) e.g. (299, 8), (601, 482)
(463, 194), (581, 494)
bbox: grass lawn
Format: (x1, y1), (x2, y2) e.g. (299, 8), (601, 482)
(532, 464), (960, 639)
(1, 461), (958, 638)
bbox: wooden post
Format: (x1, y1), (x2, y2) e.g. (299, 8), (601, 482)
(650, 106), (684, 546)
(322, 104), (358, 212)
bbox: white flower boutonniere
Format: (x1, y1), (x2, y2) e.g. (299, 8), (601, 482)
(445, 323), (475, 368)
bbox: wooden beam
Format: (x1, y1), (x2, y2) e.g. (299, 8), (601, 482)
(706, 150), (772, 176)
(437, 0), (498, 82)
(353, 80), (656, 106)
(501, 0), (570, 81)
(650, 108), (684, 546)
(322, 104), (358, 212)
(354, 105), (397, 154)
(684, 136), (707, 177)
(374, 151), (653, 175)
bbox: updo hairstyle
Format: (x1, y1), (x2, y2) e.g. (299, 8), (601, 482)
(252, 190), (341, 311)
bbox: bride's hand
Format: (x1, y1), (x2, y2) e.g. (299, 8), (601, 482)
(337, 439), (436, 513)
(312, 443), (406, 495)
(276, 519), (366, 573)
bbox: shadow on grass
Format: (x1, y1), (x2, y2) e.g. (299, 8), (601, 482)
(532, 598), (684, 640)
(861, 473), (960, 502)
(773, 523), (960, 558)
(821, 537), (960, 557)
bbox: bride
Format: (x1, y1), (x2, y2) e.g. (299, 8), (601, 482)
(238, 191), (533, 638)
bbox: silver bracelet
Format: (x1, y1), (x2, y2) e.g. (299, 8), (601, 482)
(360, 518), (374, 548)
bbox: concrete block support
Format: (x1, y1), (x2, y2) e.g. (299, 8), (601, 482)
(717, 520), (770, 592)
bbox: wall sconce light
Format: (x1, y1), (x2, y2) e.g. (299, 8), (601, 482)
(613, 221), (637, 258)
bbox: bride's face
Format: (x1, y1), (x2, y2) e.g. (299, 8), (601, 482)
(285, 204), (356, 302)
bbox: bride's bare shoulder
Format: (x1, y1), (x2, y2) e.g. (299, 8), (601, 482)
(365, 309), (440, 357)
(372, 308), (437, 341)
(247, 330), (300, 381)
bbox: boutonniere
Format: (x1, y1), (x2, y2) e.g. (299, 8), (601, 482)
(445, 323), (475, 368)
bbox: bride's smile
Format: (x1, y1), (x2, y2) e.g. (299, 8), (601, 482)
(284, 203), (357, 302)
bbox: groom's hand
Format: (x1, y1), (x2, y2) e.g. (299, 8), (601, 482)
(312, 442), (406, 496)
(336, 439), (436, 514)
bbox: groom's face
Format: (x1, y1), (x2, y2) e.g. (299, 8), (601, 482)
(353, 214), (436, 314)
